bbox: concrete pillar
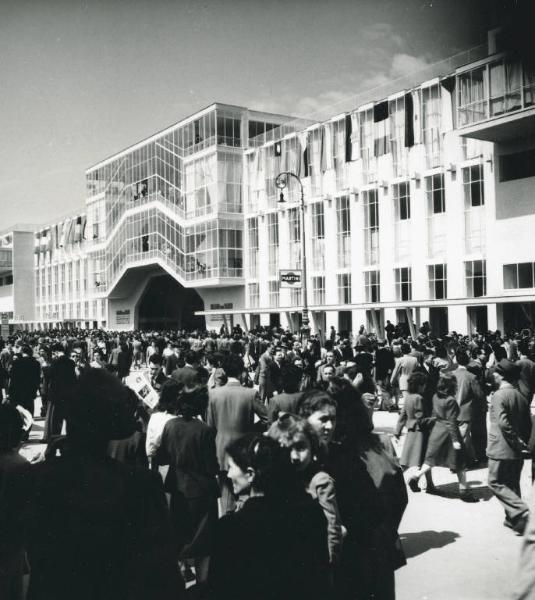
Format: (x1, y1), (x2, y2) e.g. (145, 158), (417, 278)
(487, 303), (504, 333)
(449, 304), (467, 334)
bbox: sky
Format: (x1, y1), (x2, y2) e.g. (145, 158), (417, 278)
(0, 0), (498, 229)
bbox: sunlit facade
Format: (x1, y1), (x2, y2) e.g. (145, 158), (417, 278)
(6, 33), (535, 335)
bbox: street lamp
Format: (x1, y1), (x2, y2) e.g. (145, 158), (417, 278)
(275, 171), (310, 340)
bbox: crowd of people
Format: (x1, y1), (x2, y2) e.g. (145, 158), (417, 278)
(1, 321), (535, 599)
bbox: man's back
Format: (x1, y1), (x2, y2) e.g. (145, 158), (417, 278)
(453, 367), (483, 422)
(517, 357), (535, 401)
(487, 386), (531, 460)
(171, 365), (197, 388)
(207, 382), (266, 469)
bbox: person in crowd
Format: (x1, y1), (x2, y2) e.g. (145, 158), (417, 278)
(517, 339), (535, 403)
(208, 433), (330, 600)
(171, 350), (198, 389)
(390, 343), (418, 411)
(149, 354), (169, 395)
(207, 354), (267, 514)
(267, 364), (304, 424)
(395, 371), (435, 490)
(107, 387), (148, 469)
(37, 345), (52, 418)
(26, 368), (185, 600)
(316, 349), (338, 384)
(267, 414), (344, 567)
(0, 404), (32, 600)
(407, 373), (478, 502)
(8, 345), (41, 417)
(145, 379), (180, 465)
(158, 386), (219, 590)
(43, 343), (76, 442)
(0, 340), (14, 400)
(452, 348), (485, 465)
(89, 347), (107, 369)
(256, 342), (275, 402)
(487, 359), (532, 534)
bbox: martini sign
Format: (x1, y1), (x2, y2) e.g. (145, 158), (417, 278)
(279, 269), (302, 289)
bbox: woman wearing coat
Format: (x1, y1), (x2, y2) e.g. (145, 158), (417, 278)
(407, 373), (478, 502)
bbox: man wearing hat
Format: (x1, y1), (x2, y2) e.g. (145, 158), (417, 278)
(487, 359), (532, 534)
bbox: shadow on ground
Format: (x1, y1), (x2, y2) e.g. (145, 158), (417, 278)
(400, 530), (460, 559)
(431, 481), (494, 501)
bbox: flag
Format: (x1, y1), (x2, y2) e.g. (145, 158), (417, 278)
(404, 93), (414, 147)
(350, 112), (360, 159)
(411, 89), (421, 145)
(59, 221), (68, 247)
(34, 231), (41, 255)
(81, 215), (87, 240)
(373, 101), (389, 123)
(440, 76), (455, 132)
(274, 141), (282, 157)
(320, 123), (333, 173)
(298, 131), (309, 178)
(344, 114), (352, 162)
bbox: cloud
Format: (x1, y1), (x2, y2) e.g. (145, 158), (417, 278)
(362, 22), (404, 48)
(390, 53), (432, 78)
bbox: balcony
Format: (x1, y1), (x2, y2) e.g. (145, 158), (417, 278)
(456, 55), (535, 142)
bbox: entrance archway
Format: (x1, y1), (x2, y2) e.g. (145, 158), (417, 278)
(137, 274), (205, 331)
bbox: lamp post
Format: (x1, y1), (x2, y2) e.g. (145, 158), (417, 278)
(275, 171), (310, 340)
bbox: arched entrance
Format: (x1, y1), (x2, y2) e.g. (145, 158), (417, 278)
(137, 274), (205, 331)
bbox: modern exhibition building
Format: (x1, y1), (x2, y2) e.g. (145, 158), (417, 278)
(2, 29), (535, 336)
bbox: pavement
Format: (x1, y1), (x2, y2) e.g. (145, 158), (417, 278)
(375, 410), (529, 600)
(20, 404), (530, 600)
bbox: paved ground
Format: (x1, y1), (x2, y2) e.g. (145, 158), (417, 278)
(21, 406), (530, 600)
(375, 411), (529, 600)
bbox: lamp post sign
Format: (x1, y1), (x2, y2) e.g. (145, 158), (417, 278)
(279, 269), (302, 289)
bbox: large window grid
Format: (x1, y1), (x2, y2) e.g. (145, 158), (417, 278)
(268, 280), (280, 308)
(463, 165), (485, 253)
(503, 262), (535, 289)
(389, 96), (409, 177)
(393, 182), (411, 262)
(465, 260), (487, 297)
(248, 282), (260, 308)
(336, 196), (351, 269)
(457, 59), (535, 127)
(247, 217), (259, 278)
(363, 190), (379, 266)
(337, 273), (352, 305)
(428, 264), (447, 299)
(395, 267), (412, 301)
(422, 85), (442, 168)
(312, 276), (325, 305)
(267, 213), (279, 277)
(364, 270), (380, 303)
(426, 174), (447, 259)
(310, 202), (325, 271)
(287, 208), (301, 269)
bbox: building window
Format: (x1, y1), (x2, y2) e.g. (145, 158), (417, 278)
(287, 207), (301, 269)
(363, 190), (379, 265)
(463, 164), (484, 207)
(336, 196), (351, 269)
(290, 288), (302, 305)
(247, 217), (259, 278)
(503, 262), (535, 289)
(393, 182), (411, 220)
(5, 274), (13, 285)
(268, 280), (280, 308)
(267, 213), (279, 277)
(337, 273), (352, 305)
(457, 66), (488, 126)
(364, 270), (380, 303)
(428, 264), (447, 299)
(395, 267), (412, 301)
(248, 282), (260, 308)
(312, 276), (325, 305)
(426, 174), (445, 214)
(465, 260), (487, 297)
(310, 202), (325, 271)
(500, 148), (535, 182)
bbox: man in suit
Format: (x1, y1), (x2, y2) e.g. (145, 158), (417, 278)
(8, 345), (41, 417)
(207, 354), (267, 513)
(257, 343), (275, 402)
(267, 364), (304, 424)
(171, 350), (198, 390)
(316, 350), (338, 384)
(270, 347), (286, 395)
(453, 348), (485, 464)
(149, 354), (169, 395)
(487, 359), (532, 534)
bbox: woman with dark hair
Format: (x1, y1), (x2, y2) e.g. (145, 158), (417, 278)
(267, 414), (344, 567)
(298, 387), (392, 600)
(158, 386), (219, 590)
(209, 433), (330, 600)
(407, 372), (478, 502)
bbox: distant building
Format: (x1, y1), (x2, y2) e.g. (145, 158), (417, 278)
(7, 31), (535, 335)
